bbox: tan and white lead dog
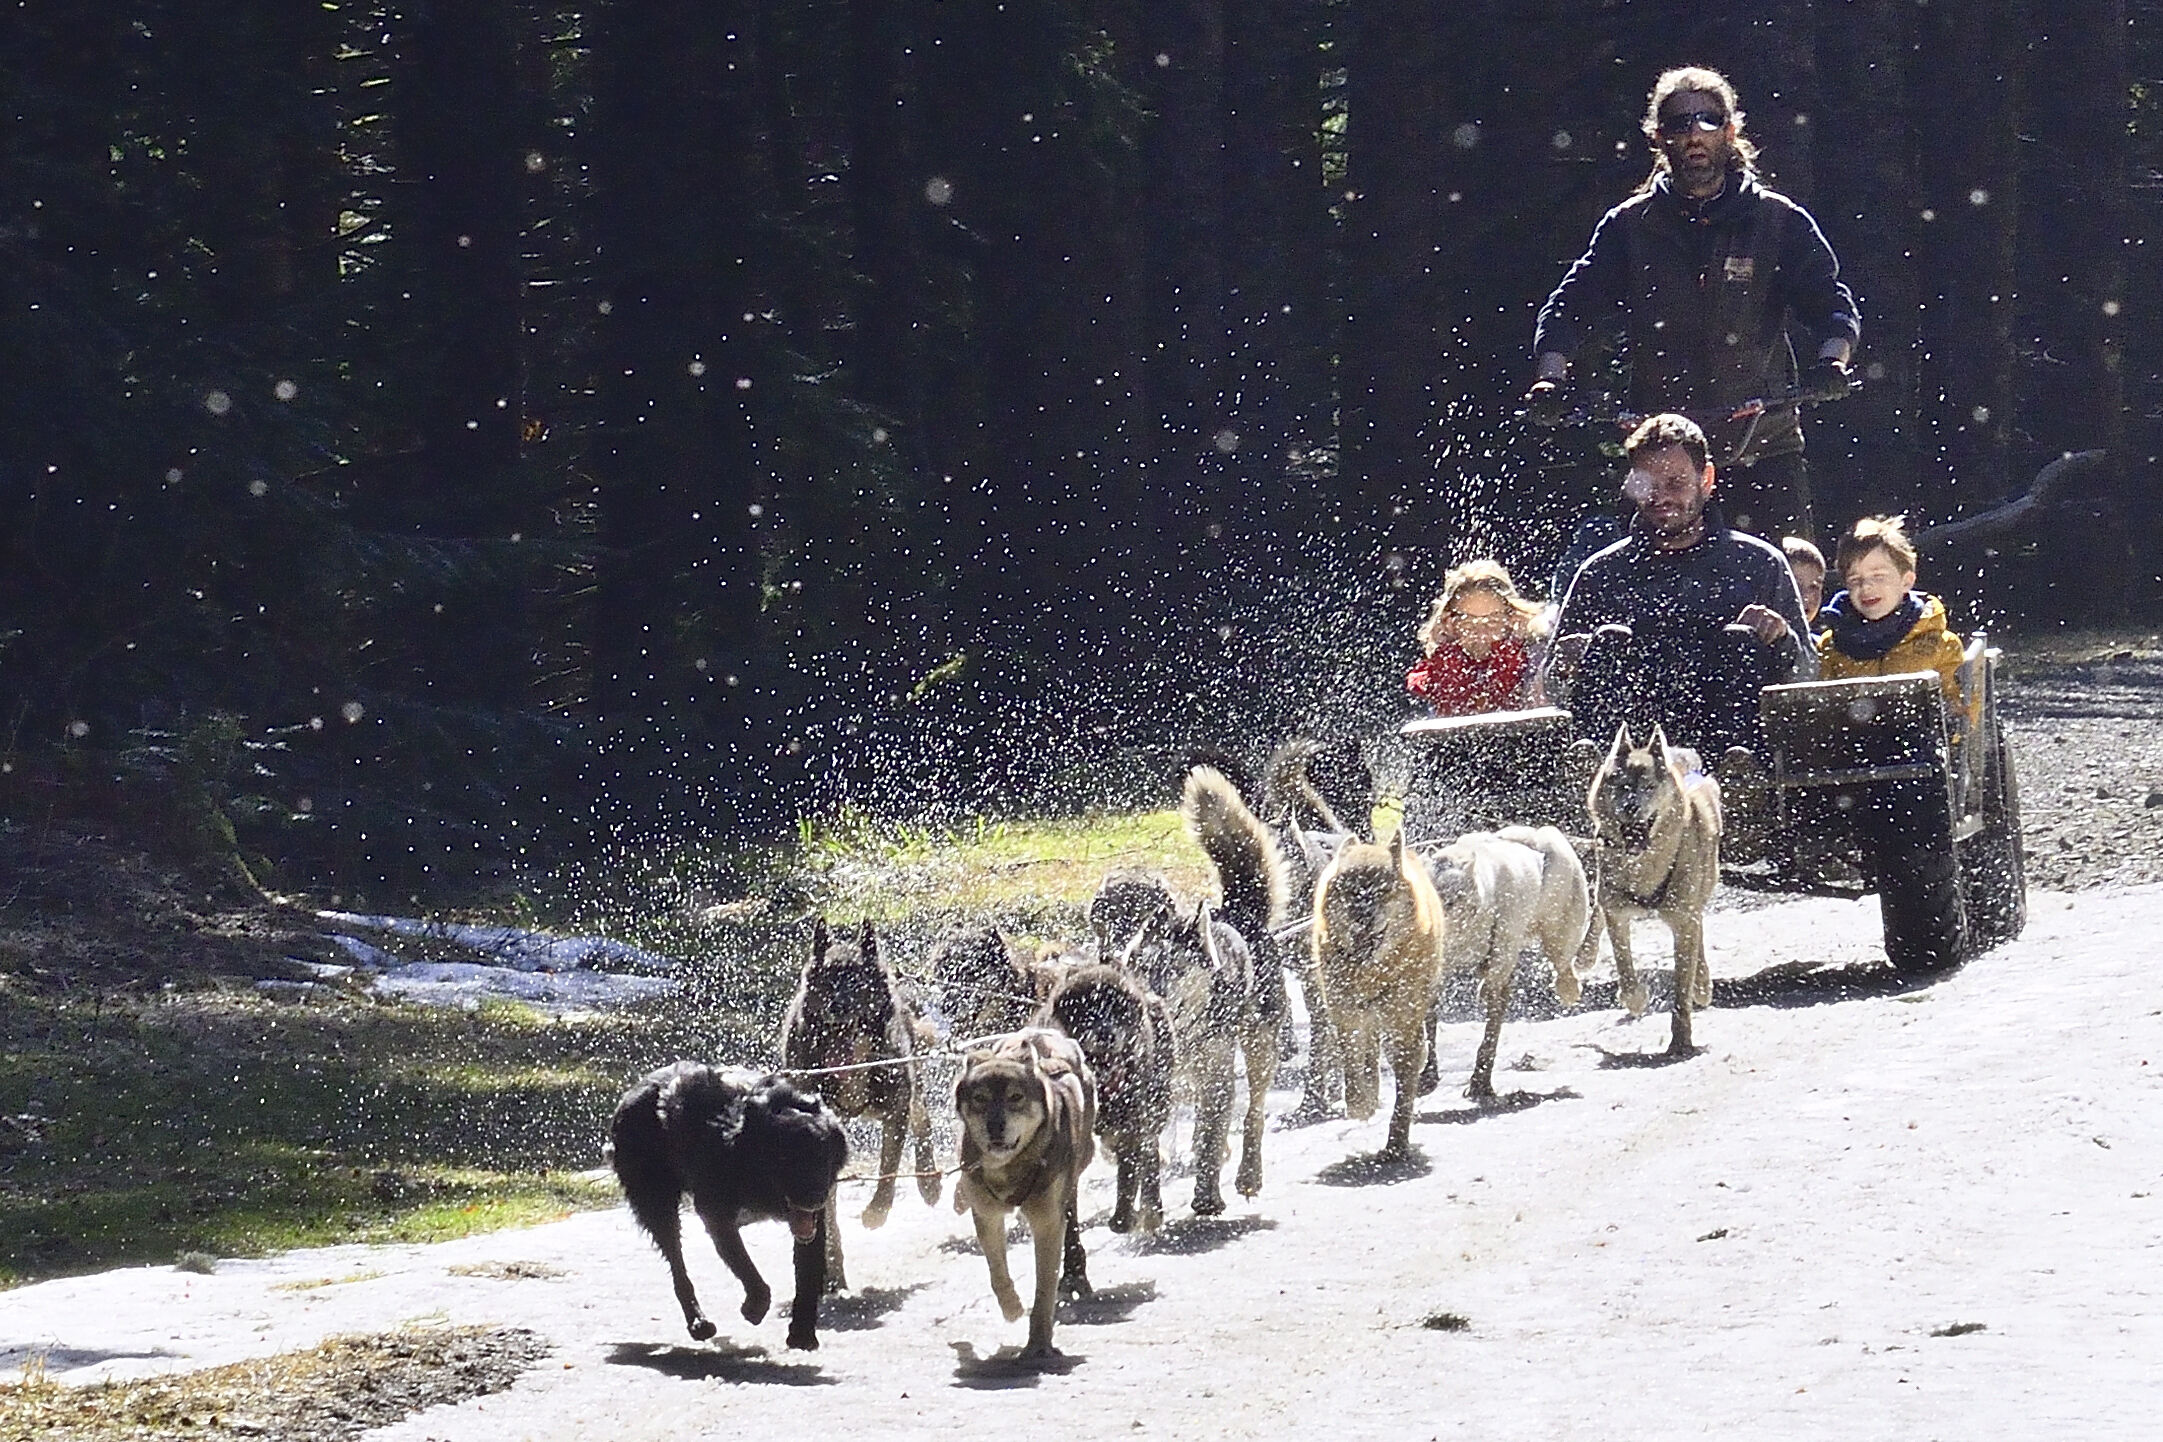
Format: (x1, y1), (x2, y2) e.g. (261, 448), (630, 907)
(953, 1027), (1097, 1359)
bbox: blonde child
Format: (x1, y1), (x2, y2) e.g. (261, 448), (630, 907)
(1406, 560), (1548, 716)
(1816, 515), (1965, 711)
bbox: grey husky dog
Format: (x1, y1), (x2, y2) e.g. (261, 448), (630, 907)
(1578, 725), (1724, 1054)
(1090, 854), (1284, 1216)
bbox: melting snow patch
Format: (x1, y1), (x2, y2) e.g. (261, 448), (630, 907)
(369, 961), (678, 1011)
(315, 912), (678, 973)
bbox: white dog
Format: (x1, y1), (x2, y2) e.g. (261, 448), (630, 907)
(1418, 825), (1593, 1098)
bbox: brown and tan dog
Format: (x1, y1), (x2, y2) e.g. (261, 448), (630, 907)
(1578, 724), (1724, 1054)
(953, 1027), (1097, 1360)
(781, 917), (939, 1290)
(1310, 827), (1447, 1159)
(1038, 963), (1175, 1234)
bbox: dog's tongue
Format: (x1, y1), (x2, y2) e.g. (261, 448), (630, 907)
(788, 1206), (821, 1240)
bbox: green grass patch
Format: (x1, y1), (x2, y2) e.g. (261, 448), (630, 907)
(1, 805), (1195, 1287)
(0, 983), (650, 1287)
(792, 806), (1213, 924)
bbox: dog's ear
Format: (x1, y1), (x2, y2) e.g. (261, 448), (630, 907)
(1649, 724), (1670, 760)
(1611, 721), (1634, 757)
(812, 915), (831, 960)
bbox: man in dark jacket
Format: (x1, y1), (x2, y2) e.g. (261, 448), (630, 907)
(1548, 413), (1816, 759)
(1528, 66), (1861, 545)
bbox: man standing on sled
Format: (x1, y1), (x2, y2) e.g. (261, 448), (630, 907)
(1527, 65), (1861, 549)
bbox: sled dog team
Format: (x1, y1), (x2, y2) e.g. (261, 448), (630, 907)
(610, 729), (1719, 1360)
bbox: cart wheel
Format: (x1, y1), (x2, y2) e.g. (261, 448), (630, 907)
(1959, 724), (2026, 949)
(1859, 773), (1968, 974)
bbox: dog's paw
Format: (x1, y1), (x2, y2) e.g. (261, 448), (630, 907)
(1235, 1160), (1263, 1198)
(1692, 973), (1712, 1009)
(740, 1287), (772, 1326)
(785, 1326), (820, 1352)
(1191, 1185), (1227, 1218)
(1059, 1270), (1093, 1301)
(1107, 1206), (1133, 1234)
(688, 1315), (717, 1341)
(996, 1289), (1027, 1323)
(1019, 1338), (1064, 1363)
(1554, 972), (1582, 1008)
(1621, 982), (1650, 1018)
(917, 1175), (944, 1206)
(860, 1199), (892, 1230)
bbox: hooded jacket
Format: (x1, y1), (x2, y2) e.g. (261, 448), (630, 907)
(1816, 590), (1968, 714)
(1535, 170), (1862, 466)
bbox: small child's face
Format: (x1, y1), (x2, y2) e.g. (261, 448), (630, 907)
(1790, 560), (1825, 620)
(1443, 591), (1511, 640)
(1842, 547), (1916, 622)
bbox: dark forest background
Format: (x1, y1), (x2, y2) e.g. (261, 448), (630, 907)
(2, 1), (2155, 902)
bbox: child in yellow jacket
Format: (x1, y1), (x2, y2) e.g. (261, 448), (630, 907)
(1816, 515), (1967, 716)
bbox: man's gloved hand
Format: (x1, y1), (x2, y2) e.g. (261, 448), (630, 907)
(1524, 379), (1575, 426)
(1799, 357), (1853, 404)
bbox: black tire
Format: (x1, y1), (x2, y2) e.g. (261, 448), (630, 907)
(1959, 724), (2027, 949)
(1858, 772), (1968, 974)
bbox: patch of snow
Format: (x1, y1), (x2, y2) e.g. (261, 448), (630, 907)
(369, 961), (679, 1011)
(315, 913), (678, 974)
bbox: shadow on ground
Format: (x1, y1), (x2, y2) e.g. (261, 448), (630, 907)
(1417, 1087), (1579, 1125)
(1060, 1279), (1157, 1325)
(1130, 1215), (1276, 1256)
(605, 1339), (834, 1386)
(950, 1339), (1083, 1386)
(820, 1282), (928, 1331)
(1313, 1150), (1433, 1187)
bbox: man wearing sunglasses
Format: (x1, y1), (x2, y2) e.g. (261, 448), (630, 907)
(1526, 66), (1860, 547)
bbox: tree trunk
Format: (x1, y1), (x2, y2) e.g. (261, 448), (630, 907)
(1340, 0), (1447, 554)
(1909, 0), (2024, 513)
(586, 0), (765, 727)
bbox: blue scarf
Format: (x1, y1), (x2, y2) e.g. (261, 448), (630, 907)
(1821, 590), (1924, 661)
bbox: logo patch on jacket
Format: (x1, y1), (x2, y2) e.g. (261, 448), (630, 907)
(1722, 255), (1756, 283)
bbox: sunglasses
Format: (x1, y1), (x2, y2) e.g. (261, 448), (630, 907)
(1657, 108), (1728, 136)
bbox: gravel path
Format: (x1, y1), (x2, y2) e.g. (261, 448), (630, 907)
(1997, 638), (2163, 892)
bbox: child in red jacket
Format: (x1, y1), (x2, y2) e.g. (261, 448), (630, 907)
(1406, 560), (1548, 716)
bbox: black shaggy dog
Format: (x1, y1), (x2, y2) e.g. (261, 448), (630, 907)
(608, 1063), (848, 1350)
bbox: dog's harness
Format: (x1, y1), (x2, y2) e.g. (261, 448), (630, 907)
(964, 1155), (1052, 1209)
(1593, 820), (1680, 910)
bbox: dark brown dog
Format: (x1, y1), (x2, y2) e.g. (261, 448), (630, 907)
(928, 925), (1047, 1039)
(781, 918), (940, 1289)
(1038, 963), (1175, 1234)
(607, 1063), (847, 1350)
